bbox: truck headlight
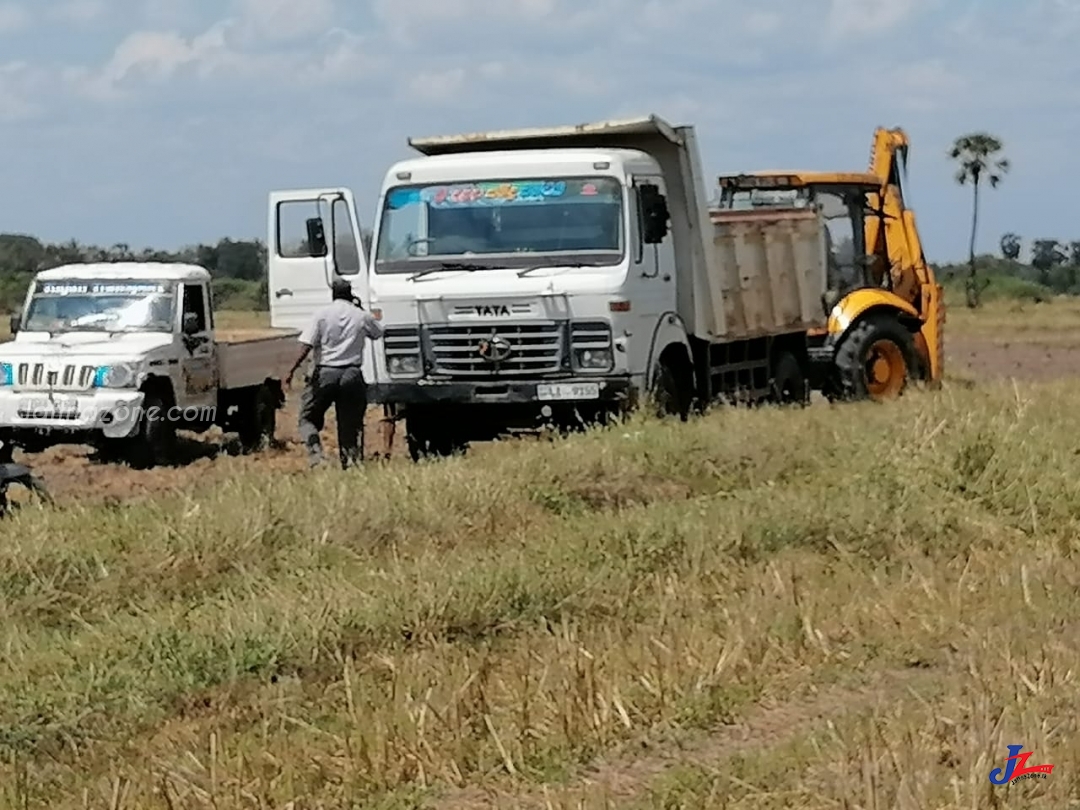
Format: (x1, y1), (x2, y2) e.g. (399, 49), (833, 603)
(93, 363), (139, 388)
(570, 321), (614, 372)
(0, 363), (11, 386)
(384, 327), (422, 377)
(387, 355), (421, 375)
(574, 348), (613, 370)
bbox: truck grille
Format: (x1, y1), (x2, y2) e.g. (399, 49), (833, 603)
(16, 362), (96, 390)
(425, 322), (564, 376)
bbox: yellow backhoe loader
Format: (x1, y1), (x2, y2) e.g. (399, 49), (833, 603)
(713, 127), (944, 401)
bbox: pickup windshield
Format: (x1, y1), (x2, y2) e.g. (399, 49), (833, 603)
(23, 280), (176, 333)
(374, 176), (624, 273)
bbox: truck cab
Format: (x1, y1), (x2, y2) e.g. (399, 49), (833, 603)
(0, 262), (294, 467)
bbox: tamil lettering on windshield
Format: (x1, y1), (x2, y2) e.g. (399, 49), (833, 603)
(24, 280), (176, 333)
(374, 177), (624, 273)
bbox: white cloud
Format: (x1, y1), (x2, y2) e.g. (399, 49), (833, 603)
(0, 2), (29, 34)
(233, 0), (335, 43)
(49, 0), (105, 24)
(827, 0), (925, 38)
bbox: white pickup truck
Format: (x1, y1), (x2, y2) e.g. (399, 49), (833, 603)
(0, 262), (299, 468)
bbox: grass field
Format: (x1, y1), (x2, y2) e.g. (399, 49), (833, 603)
(2, 297), (1080, 807)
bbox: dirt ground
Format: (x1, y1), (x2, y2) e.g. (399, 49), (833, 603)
(7, 333), (1080, 506)
(5, 401), (407, 506)
(945, 336), (1080, 382)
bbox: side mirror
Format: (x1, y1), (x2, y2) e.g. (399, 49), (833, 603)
(182, 312), (200, 335)
(639, 183), (670, 244)
(8, 313), (20, 335)
(305, 217), (328, 257)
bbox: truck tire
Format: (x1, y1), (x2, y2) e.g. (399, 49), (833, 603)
(405, 409), (467, 462)
(650, 357), (691, 421)
(235, 383), (278, 453)
(833, 312), (916, 402)
(124, 393), (176, 469)
(770, 351), (807, 405)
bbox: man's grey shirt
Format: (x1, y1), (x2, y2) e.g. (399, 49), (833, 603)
(299, 298), (385, 367)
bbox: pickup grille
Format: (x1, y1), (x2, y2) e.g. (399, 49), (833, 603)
(425, 322), (563, 376)
(16, 362), (96, 390)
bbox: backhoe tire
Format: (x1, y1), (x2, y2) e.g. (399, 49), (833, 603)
(833, 312), (917, 402)
(770, 351), (807, 406)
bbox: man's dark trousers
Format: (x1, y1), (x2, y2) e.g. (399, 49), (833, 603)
(298, 364), (367, 469)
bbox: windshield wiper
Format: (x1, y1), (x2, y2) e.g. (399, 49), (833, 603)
(408, 262), (486, 281)
(517, 261), (601, 278)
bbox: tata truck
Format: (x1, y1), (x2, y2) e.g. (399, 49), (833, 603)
(267, 114), (834, 460)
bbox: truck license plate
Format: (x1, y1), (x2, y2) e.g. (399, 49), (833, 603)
(536, 383), (600, 401)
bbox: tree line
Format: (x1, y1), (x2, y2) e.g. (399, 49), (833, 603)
(0, 233), (269, 312)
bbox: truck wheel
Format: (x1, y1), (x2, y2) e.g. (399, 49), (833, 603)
(124, 393), (176, 469)
(833, 312), (916, 402)
(770, 351), (807, 405)
(405, 409), (467, 462)
(650, 358), (690, 421)
(236, 383), (278, 453)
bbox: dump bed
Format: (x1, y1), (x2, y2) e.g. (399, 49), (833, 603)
(407, 115), (826, 342)
(708, 208), (829, 336)
(215, 328), (299, 390)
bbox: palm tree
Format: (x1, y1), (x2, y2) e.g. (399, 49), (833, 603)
(950, 133), (1009, 308)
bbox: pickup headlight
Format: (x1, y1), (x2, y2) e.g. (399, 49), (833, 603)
(570, 321), (614, 372)
(93, 363), (139, 388)
(384, 327), (422, 377)
(0, 363), (11, 386)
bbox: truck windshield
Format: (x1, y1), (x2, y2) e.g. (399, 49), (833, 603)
(718, 188), (810, 210)
(374, 176), (624, 273)
(23, 280), (176, 333)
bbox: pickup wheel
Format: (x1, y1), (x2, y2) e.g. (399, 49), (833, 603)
(124, 392), (176, 469)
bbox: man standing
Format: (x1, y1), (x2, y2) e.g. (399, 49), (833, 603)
(283, 277), (384, 469)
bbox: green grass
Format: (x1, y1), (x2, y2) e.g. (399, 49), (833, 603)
(2, 373), (1080, 807)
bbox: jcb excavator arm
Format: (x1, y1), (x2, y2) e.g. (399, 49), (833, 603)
(850, 127), (945, 386)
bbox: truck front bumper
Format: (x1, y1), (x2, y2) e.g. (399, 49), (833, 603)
(370, 375), (635, 406)
(0, 388), (146, 441)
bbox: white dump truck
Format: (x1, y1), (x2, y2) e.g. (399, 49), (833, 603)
(0, 262), (298, 468)
(266, 115), (830, 460)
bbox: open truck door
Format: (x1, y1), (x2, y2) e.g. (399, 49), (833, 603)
(267, 188), (370, 328)
(266, 187), (376, 370)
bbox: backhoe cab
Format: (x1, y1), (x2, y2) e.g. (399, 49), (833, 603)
(714, 160), (944, 403)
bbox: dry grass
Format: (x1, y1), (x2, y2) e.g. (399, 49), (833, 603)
(1, 298), (1080, 807)
(2, 371), (1080, 807)
(947, 295), (1080, 344)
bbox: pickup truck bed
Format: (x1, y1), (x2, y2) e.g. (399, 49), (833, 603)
(215, 327), (300, 390)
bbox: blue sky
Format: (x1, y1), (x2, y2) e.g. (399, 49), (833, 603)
(0, 0), (1074, 262)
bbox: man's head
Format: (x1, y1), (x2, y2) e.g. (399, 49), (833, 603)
(331, 277), (353, 301)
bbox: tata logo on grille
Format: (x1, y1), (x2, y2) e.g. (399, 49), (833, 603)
(477, 333), (512, 363)
(474, 304), (510, 317)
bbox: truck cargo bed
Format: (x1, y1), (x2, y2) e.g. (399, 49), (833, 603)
(708, 209), (829, 338)
(215, 328), (299, 390)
